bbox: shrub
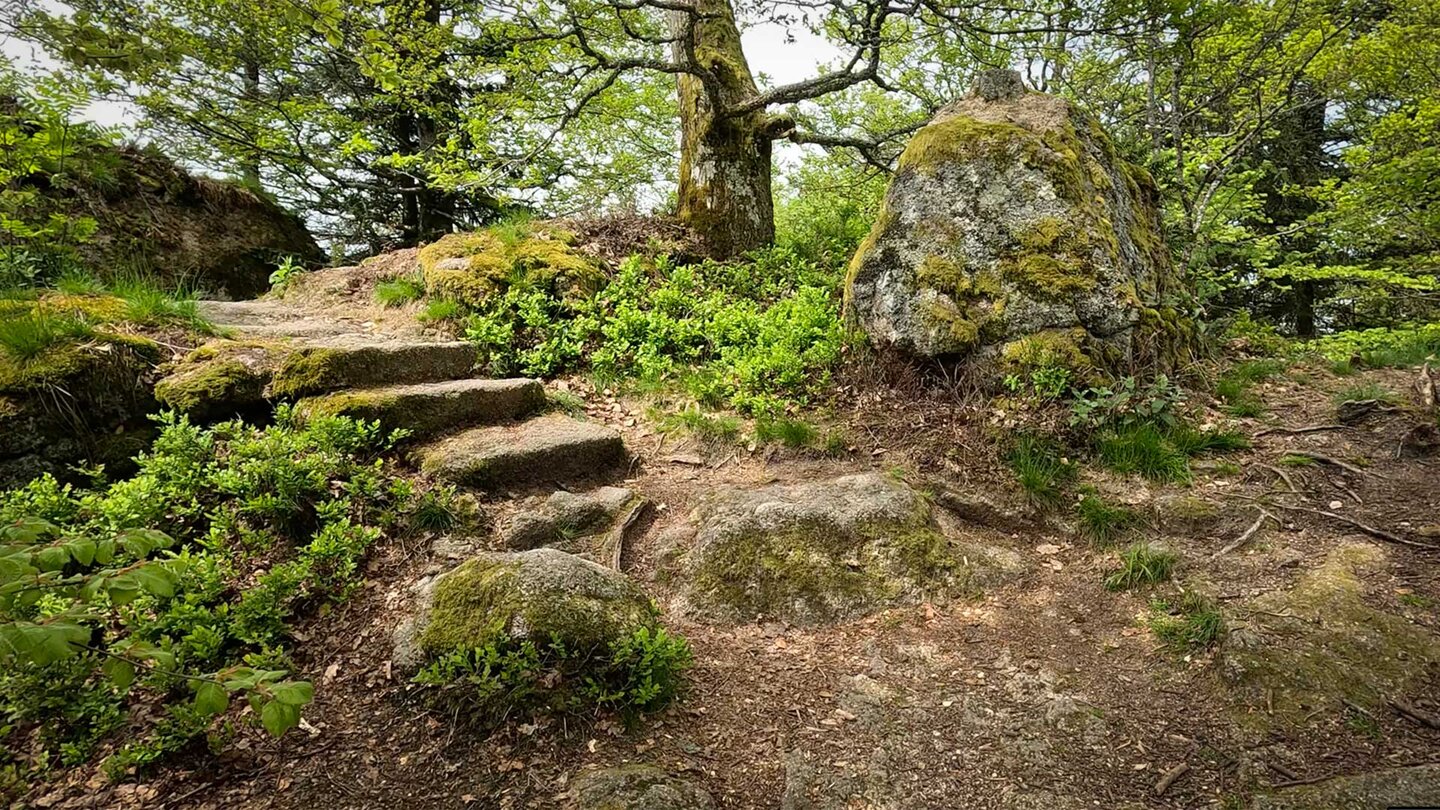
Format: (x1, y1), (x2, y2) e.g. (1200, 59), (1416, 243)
(1148, 592), (1225, 650)
(1104, 543), (1178, 591)
(1304, 324), (1440, 368)
(413, 627), (691, 721)
(1008, 434), (1076, 509)
(1069, 375), (1186, 432)
(0, 408), (439, 777)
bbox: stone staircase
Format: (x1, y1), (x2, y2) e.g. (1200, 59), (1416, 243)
(166, 300), (629, 496)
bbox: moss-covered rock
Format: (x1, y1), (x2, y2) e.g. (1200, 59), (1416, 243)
(1220, 544), (1440, 729)
(392, 548), (661, 671)
(573, 765), (715, 810)
(845, 69), (1192, 379)
(418, 222), (605, 308)
(677, 473), (1020, 625)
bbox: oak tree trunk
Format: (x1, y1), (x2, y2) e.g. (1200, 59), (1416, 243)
(670, 0), (776, 258)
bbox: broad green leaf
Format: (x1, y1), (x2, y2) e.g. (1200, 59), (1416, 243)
(269, 681), (314, 707)
(194, 681), (230, 716)
(102, 656), (136, 689)
(259, 698), (301, 737)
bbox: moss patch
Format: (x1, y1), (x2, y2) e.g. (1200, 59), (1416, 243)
(418, 223), (604, 308)
(1222, 544), (1440, 729)
(267, 347), (345, 400)
(154, 358), (266, 417)
(1000, 329), (1095, 378)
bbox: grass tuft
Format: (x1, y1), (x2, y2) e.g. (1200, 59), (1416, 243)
(1075, 491), (1139, 545)
(1008, 434), (1077, 509)
(1332, 382), (1402, 406)
(659, 407), (743, 445)
(375, 276), (425, 308)
(1096, 423), (1191, 483)
(1104, 543), (1177, 591)
(0, 310), (95, 363)
(417, 298), (464, 324)
(109, 275), (211, 331)
(1148, 591), (1225, 650)
(755, 416), (818, 448)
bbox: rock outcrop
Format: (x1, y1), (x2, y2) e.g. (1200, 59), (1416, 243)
(392, 548), (660, 671)
(675, 473), (1020, 625)
(846, 69), (1192, 380)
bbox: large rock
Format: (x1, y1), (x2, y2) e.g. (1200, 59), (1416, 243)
(392, 548), (659, 671)
(572, 765), (715, 810)
(845, 70), (1191, 378)
(676, 473), (1020, 625)
(1251, 765), (1440, 809)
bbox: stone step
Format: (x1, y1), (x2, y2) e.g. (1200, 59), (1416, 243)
(155, 337), (479, 419)
(414, 414), (625, 487)
(296, 378), (544, 438)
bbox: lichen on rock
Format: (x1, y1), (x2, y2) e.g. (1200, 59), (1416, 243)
(676, 472), (1019, 625)
(845, 70), (1192, 379)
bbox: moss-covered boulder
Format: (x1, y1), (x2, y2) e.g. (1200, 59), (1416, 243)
(1220, 543), (1440, 728)
(392, 548), (661, 671)
(677, 473), (1020, 625)
(417, 222), (605, 307)
(845, 70), (1193, 378)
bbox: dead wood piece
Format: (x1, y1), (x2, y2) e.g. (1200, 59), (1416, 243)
(1336, 399), (1389, 425)
(607, 498), (651, 572)
(1154, 763), (1190, 796)
(1417, 363), (1437, 411)
(1211, 509), (1277, 559)
(1389, 698), (1440, 729)
(1398, 422), (1440, 459)
(1282, 450), (1369, 477)
(1256, 424), (1344, 437)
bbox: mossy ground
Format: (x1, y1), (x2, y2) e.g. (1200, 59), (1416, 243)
(1222, 544), (1440, 729)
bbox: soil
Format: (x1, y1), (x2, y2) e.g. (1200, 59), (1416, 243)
(23, 336), (1440, 808)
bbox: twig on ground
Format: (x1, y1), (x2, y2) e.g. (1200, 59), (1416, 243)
(1267, 503), (1439, 551)
(1256, 424), (1344, 437)
(1257, 463), (1303, 495)
(1389, 698), (1440, 729)
(1211, 509), (1277, 559)
(1153, 763), (1190, 796)
(608, 498), (651, 571)
(1282, 450), (1370, 477)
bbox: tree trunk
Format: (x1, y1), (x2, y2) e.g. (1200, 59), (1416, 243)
(239, 59), (262, 188)
(670, 0), (776, 258)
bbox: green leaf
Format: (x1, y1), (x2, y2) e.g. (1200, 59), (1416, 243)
(102, 656), (136, 689)
(259, 698), (301, 737)
(194, 681), (229, 716)
(269, 680), (314, 707)
(117, 528), (174, 558)
(1, 518), (59, 544)
(65, 536), (97, 566)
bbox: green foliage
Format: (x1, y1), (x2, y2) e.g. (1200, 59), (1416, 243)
(1214, 359), (1285, 417)
(658, 406), (743, 445)
(0, 310), (95, 363)
(754, 416), (817, 448)
(1075, 491), (1139, 545)
(1304, 324), (1440, 368)
(456, 248), (845, 415)
(417, 298), (464, 324)
(1333, 382), (1401, 406)
(1148, 592), (1225, 650)
(268, 256), (306, 292)
(108, 275), (212, 332)
(1008, 434), (1077, 509)
(1069, 376), (1186, 432)
(414, 627), (691, 721)
(0, 408), (438, 777)
(1104, 543), (1178, 591)
(374, 276), (424, 308)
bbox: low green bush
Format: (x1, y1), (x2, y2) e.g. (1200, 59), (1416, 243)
(1303, 324), (1440, 368)
(448, 246), (845, 416)
(414, 627), (691, 722)
(0, 407), (440, 780)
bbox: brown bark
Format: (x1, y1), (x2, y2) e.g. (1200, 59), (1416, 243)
(669, 0), (776, 258)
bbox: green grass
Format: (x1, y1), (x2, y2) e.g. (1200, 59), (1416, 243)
(1008, 434), (1077, 509)
(1332, 381), (1402, 406)
(1278, 453), (1317, 467)
(755, 416), (818, 448)
(375, 276), (425, 308)
(1096, 423), (1192, 483)
(1148, 592), (1225, 650)
(109, 276), (211, 331)
(0, 310), (95, 362)
(546, 389), (586, 415)
(1104, 543), (1177, 591)
(658, 407), (743, 444)
(1075, 491), (1139, 545)
(1214, 359), (1285, 418)
(1168, 424), (1251, 455)
(52, 269), (106, 295)
(417, 297), (464, 323)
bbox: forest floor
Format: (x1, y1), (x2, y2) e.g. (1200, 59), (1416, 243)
(27, 268), (1440, 810)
